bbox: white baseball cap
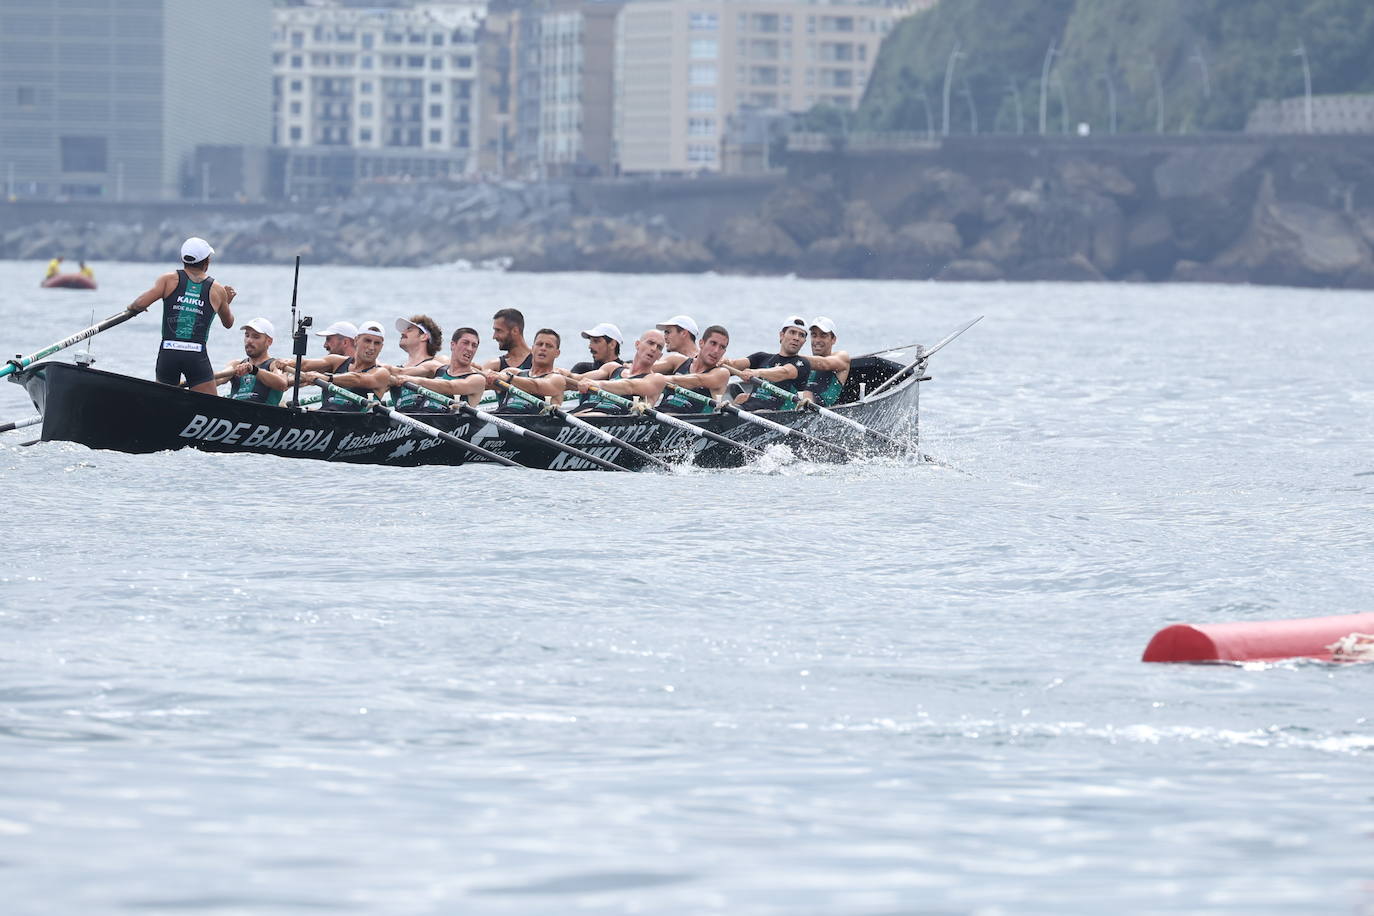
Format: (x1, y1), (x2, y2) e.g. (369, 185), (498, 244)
(243, 317), (275, 338)
(180, 237), (214, 263)
(314, 320), (357, 340)
(580, 322), (623, 344)
(656, 315), (699, 338)
(781, 315), (807, 332)
(356, 320), (386, 339)
(395, 317), (430, 338)
(809, 316), (837, 335)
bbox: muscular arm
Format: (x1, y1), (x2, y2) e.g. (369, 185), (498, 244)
(278, 354), (346, 374)
(739, 362), (805, 383)
(806, 351), (850, 373)
(211, 283), (236, 329)
(650, 354), (689, 373)
(670, 366), (732, 399)
(126, 272), (178, 312)
(506, 373), (569, 399)
(401, 373), (486, 401)
(316, 365), (392, 399)
(721, 356), (751, 370)
(583, 373), (668, 403)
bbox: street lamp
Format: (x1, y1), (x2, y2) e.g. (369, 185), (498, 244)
(1006, 77), (1024, 135)
(942, 43), (963, 136)
(961, 74), (978, 135)
(1101, 71), (1117, 134)
(1293, 42), (1313, 133)
(1147, 55), (1165, 133)
(1039, 39), (1057, 134)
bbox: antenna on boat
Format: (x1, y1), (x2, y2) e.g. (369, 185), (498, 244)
(75, 309), (96, 367)
(288, 255), (310, 409)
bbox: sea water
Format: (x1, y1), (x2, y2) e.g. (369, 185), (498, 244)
(1, 261), (1371, 914)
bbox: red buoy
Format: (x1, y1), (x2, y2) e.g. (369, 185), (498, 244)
(1142, 613), (1374, 663)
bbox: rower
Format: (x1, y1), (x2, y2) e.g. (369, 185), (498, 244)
(570, 322), (623, 374)
(572, 329), (666, 415)
(489, 328), (567, 414)
(803, 316), (851, 406)
(389, 314), (445, 412)
(285, 319), (358, 375)
(126, 237), (237, 395)
(725, 314), (812, 411)
(657, 324), (732, 413)
(482, 307), (532, 372)
(303, 319), (391, 410)
(392, 326), (487, 409)
(652, 314), (699, 372)
(214, 317), (288, 406)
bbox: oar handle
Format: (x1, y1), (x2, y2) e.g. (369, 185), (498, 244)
(0, 307), (139, 379)
(662, 381), (716, 409)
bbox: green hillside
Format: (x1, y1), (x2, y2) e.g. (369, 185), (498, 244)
(859, 0), (1374, 134)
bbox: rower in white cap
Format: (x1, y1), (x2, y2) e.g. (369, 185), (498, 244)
(210, 317), (289, 406)
(570, 322), (624, 374)
(802, 316), (851, 406)
(302, 320), (391, 411)
(652, 314), (699, 372)
(126, 236), (237, 394)
(723, 315), (814, 411)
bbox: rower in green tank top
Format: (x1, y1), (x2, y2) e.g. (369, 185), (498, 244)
(802, 316), (851, 406)
(209, 317), (289, 406)
(390, 326), (489, 409)
(387, 314), (446, 412)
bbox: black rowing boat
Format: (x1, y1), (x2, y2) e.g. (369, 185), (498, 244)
(9, 353), (925, 470)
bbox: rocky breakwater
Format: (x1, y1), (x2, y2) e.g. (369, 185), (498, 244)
(708, 141), (1374, 289)
(0, 181), (713, 273)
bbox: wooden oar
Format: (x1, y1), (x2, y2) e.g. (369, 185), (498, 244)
(316, 380), (521, 468)
(579, 383), (765, 459)
(662, 382), (858, 460)
(865, 315), (983, 401)
(1, 308), (139, 380)
(0, 415), (41, 434)
(399, 381), (629, 472)
(494, 378), (674, 471)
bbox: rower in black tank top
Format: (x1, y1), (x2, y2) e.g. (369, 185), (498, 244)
(499, 352), (534, 371)
(319, 357), (375, 412)
(657, 356), (716, 414)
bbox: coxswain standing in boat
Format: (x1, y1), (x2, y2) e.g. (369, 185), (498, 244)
(802, 317), (851, 406)
(127, 237), (236, 395)
(482, 308), (532, 372)
(388, 315), (445, 412)
(390, 326), (488, 410)
(569, 329), (666, 415)
(211, 317), (289, 406)
(302, 320), (391, 410)
(570, 322), (623, 374)
(651, 315), (699, 372)
(488, 328), (568, 413)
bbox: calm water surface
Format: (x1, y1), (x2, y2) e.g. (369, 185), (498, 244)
(1, 261), (1372, 914)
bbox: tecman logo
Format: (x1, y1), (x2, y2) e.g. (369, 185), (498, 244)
(178, 414), (334, 453)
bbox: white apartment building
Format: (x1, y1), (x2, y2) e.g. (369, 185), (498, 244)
(273, 3), (485, 188)
(615, 0), (915, 174)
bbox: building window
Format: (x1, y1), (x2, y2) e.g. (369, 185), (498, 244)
(291, 31), (303, 49)
(60, 136), (106, 173)
(360, 128), (372, 142)
(687, 144), (717, 163)
(431, 33), (444, 47)
(408, 55), (424, 68)
(688, 117), (715, 136)
(290, 101), (302, 115)
(362, 33), (374, 50)
(690, 38), (717, 60)
(360, 81), (373, 93)
(430, 56), (442, 71)
(291, 55), (303, 69)
(360, 102), (373, 117)
(688, 91), (715, 112)
(688, 11), (717, 31)
(429, 103), (442, 118)
(454, 55), (472, 69)
(429, 128), (442, 143)
(289, 126), (302, 142)
(689, 64), (716, 86)
(429, 81), (441, 94)
(290, 79), (303, 92)
(362, 55), (374, 69)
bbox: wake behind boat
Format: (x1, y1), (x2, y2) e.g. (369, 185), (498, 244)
(9, 351), (927, 470)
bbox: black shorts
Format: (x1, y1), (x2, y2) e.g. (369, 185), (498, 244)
(156, 345), (214, 387)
